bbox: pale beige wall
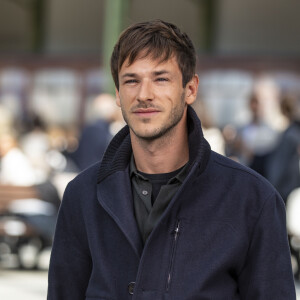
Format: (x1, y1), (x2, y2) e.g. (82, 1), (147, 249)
(129, 0), (204, 51)
(45, 0), (204, 54)
(216, 0), (300, 55)
(1, 0), (300, 55)
(45, 0), (104, 54)
(41, 0), (300, 55)
(0, 1), (32, 52)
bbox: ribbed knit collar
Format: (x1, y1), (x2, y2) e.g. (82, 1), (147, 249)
(97, 105), (211, 183)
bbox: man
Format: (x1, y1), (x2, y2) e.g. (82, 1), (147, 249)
(266, 93), (300, 204)
(48, 20), (296, 299)
(71, 94), (115, 171)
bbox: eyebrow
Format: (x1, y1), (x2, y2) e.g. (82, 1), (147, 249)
(121, 73), (136, 79)
(153, 70), (170, 76)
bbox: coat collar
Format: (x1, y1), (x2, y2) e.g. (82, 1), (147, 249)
(96, 105), (211, 258)
(97, 105), (211, 183)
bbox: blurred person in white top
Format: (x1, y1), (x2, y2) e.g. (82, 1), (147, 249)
(227, 93), (279, 175)
(21, 115), (51, 182)
(192, 100), (225, 155)
(0, 132), (38, 186)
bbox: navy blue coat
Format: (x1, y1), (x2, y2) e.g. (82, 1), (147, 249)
(48, 107), (296, 299)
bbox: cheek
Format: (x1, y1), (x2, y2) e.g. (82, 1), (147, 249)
(118, 90), (134, 105)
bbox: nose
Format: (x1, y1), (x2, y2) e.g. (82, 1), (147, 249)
(137, 79), (153, 102)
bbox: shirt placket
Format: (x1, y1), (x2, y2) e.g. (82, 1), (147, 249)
(136, 176), (152, 213)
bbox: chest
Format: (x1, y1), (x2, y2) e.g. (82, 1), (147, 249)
(84, 182), (248, 299)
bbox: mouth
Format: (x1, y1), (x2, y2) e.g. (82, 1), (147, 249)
(133, 108), (160, 118)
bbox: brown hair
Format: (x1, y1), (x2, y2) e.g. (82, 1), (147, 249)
(110, 20), (196, 90)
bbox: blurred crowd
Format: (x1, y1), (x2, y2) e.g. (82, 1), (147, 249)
(0, 92), (124, 196)
(0, 70), (125, 269)
(0, 67), (300, 274)
(198, 90), (300, 204)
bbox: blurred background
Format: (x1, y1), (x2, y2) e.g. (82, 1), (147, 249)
(0, 0), (300, 298)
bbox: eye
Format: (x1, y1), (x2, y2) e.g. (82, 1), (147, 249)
(124, 79), (138, 84)
(156, 77), (169, 82)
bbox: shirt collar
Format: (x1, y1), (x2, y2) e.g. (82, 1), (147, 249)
(129, 154), (188, 184)
(130, 155), (147, 180)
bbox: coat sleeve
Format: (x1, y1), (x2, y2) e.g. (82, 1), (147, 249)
(47, 181), (92, 300)
(238, 191), (296, 299)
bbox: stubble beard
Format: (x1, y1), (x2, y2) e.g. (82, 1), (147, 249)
(121, 92), (187, 141)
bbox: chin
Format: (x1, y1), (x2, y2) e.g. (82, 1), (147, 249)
(134, 131), (158, 140)
(133, 126), (172, 141)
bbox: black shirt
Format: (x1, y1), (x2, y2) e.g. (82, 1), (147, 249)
(130, 155), (189, 244)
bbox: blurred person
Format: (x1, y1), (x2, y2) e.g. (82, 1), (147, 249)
(20, 117), (77, 205)
(46, 125), (79, 173)
(266, 93), (300, 203)
(0, 132), (38, 186)
(0, 104), (13, 136)
(48, 20), (295, 299)
(192, 99), (225, 155)
(21, 114), (51, 182)
(255, 75), (288, 132)
(45, 126), (79, 199)
(71, 93), (116, 171)
(266, 93), (300, 281)
(109, 100), (127, 135)
(232, 92), (278, 175)
(222, 123), (240, 161)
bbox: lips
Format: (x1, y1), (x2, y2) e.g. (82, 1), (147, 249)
(134, 108), (159, 113)
(133, 108), (160, 117)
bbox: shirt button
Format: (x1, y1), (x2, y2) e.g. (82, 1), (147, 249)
(142, 190), (148, 196)
(128, 282), (135, 295)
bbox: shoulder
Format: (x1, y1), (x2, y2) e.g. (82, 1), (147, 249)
(205, 152), (286, 234)
(208, 151), (279, 201)
(64, 162), (100, 197)
(56, 162), (101, 217)
(211, 151), (269, 180)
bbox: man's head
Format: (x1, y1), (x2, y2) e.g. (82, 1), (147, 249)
(111, 20), (199, 142)
(111, 19), (196, 90)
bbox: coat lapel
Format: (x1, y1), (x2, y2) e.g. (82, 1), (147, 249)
(95, 106), (210, 261)
(97, 168), (143, 258)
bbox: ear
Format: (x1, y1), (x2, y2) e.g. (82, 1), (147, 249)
(115, 88), (121, 107)
(185, 74), (199, 105)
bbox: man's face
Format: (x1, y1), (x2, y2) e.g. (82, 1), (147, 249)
(116, 55), (198, 141)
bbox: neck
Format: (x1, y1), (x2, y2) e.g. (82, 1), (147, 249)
(131, 116), (189, 174)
